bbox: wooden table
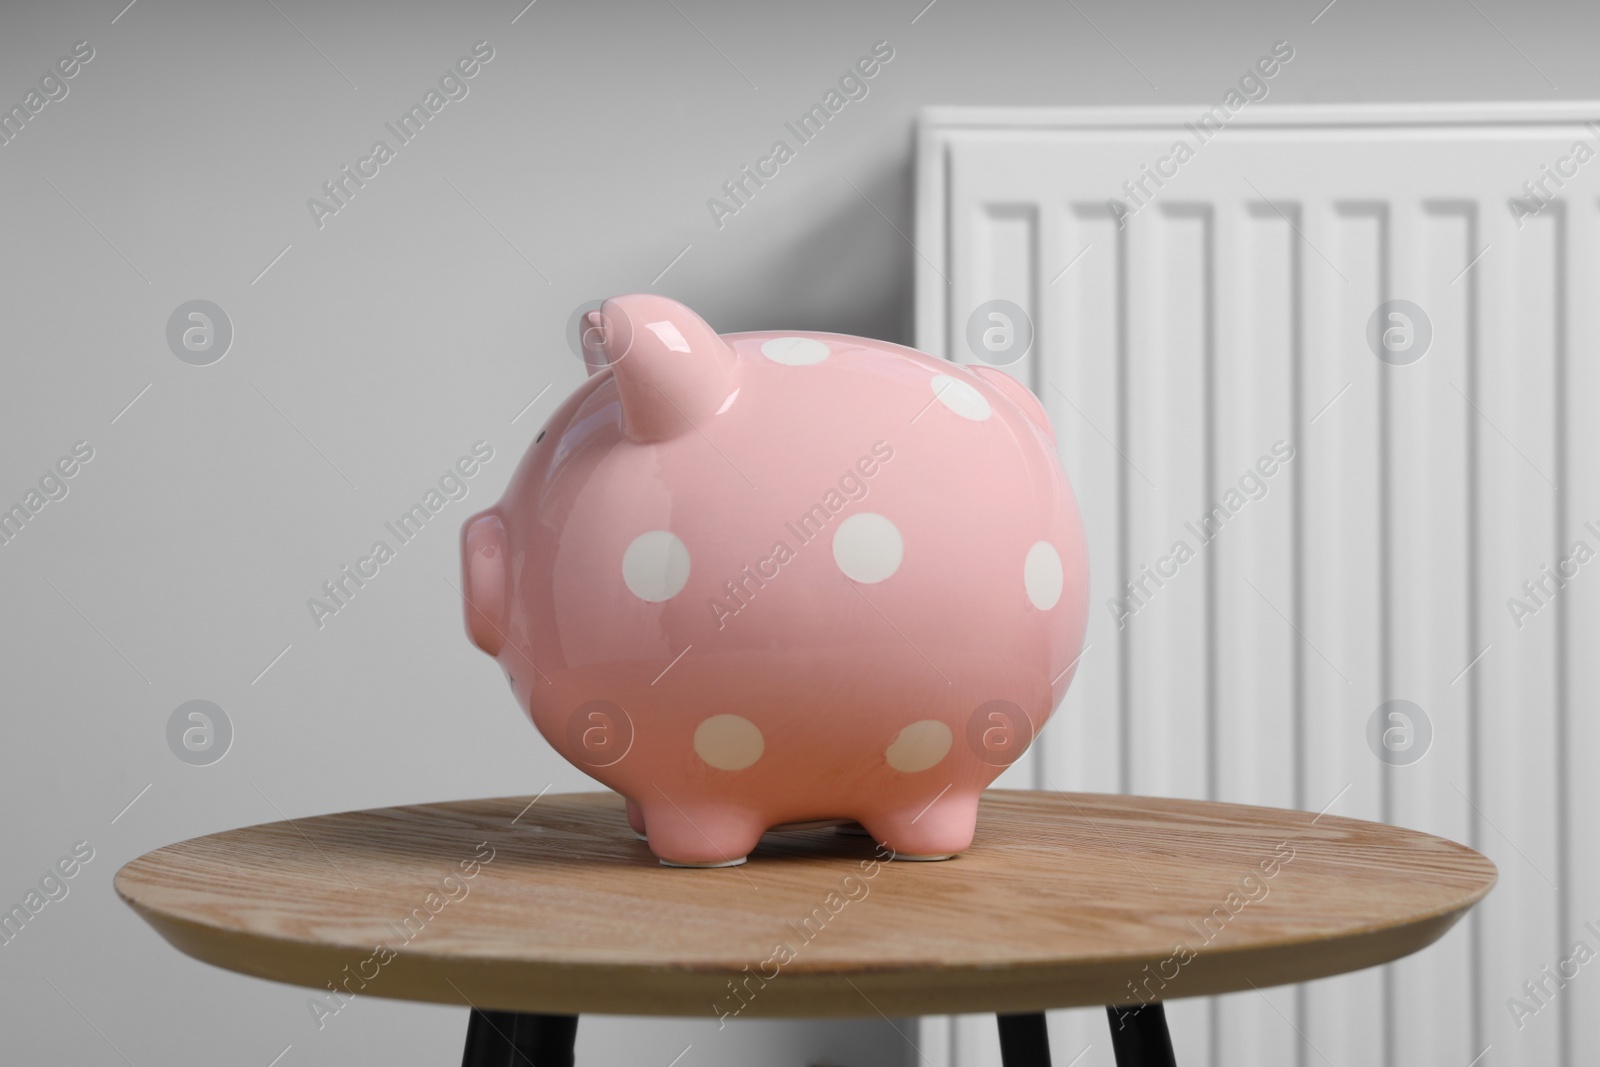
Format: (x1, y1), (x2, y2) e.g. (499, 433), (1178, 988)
(115, 790), (1496, 1066)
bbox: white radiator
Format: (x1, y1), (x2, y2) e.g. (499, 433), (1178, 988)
(914, 104), (1600, 1067)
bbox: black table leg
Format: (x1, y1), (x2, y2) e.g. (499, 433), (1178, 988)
(461, 1009), (579, 1066)
(511, 1012), (579, 1067)
(1105, 1003), (1177, 1067)
(462, 1009), (515, 1066)
(997, 1012), (1052, 1066)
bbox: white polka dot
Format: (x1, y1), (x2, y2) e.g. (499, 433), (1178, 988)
(1025, 541), (1063, 610)
(885, 720), (953, 772)
(930, 374), (991, 421)
(622, 530), (691, 602)
(694, 715), (764, 770)
(833, 512), (903, 584)
(761, 336), (831, 365)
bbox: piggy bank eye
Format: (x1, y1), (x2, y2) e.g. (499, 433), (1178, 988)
(534, 431), (545, 443)
(508, 674), (517, 691)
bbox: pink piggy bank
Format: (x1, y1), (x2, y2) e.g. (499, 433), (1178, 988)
(461, 295), (1087, 866)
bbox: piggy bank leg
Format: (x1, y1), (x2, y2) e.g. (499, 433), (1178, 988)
(858, 791), (981, 861)
(638, 799), (766, 868)
(624, 797), (648, 841)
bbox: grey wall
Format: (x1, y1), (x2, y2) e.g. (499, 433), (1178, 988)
(2, 0), (1597, 1064)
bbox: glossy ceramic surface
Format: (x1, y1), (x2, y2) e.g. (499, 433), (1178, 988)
(461, 294), (1088, 866)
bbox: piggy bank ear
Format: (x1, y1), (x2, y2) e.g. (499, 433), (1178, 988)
(579, 309), (609, 377)
(461, 510), (508, 656)
(596, 294), (738, 442)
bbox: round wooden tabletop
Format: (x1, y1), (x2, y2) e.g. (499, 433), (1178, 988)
(115, 790), (1495, 1019)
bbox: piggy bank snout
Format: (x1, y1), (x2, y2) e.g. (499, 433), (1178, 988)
(461, 510), (509, 656)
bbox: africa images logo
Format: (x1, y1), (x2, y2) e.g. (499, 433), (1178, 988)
(705, 40), (895, 229)
(0, 40), (94, 149)
(305, 42), (495, 230)
(1106, 40), (1295, 229)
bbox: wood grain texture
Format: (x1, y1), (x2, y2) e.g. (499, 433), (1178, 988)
(114, 790), (1495, 1018)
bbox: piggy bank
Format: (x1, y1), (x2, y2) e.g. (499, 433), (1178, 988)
(461, 294), (1087, 866)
